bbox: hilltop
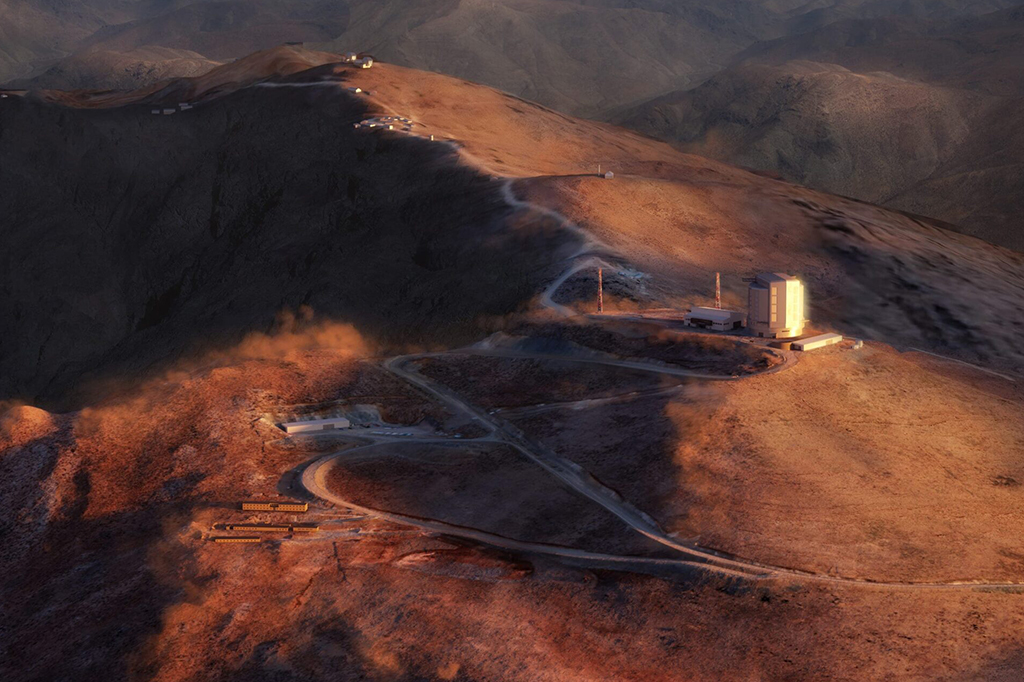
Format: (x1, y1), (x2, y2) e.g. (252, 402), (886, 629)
(4, 46), (1023, 406)
(5, 0), (1020, 113)
(4, 46), (1024, 682)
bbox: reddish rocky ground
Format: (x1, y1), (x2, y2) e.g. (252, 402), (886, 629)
(4, 47), (1024, 681)
(3, 334), (1024, 681)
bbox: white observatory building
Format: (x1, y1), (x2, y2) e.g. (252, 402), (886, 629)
(747, 273), (806, 338)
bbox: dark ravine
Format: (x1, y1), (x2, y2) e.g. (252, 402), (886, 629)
(0, 73), (580, 407)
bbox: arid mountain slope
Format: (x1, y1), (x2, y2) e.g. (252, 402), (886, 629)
(620, 7), (1024, 248)
(0, 0), (350, 84)
(0, 49), (581, 406)
(5, 0), (1020, 112)
(6, 344), (1024, 682)
(321, 0), (1024, 119)
(741, 6), (1024, 96)
(0, 0), (136, 80)
(77, 0), (350, 62)
(330, 58), (1024, 372)
(6, 46), (221, 91)
(4, 46), (1023, 410)
(620, 61), (981, 199)
(5, 47), (1024, 682)
(317, 0), (768, 119)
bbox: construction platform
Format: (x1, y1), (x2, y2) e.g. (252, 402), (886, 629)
(224, 524), (320, 533)
(240, 501), (308, 512)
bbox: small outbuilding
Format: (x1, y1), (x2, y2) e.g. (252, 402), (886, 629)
(281, 416), (351, 434)
(683, 307), (746, 331)
(793, 332), (843, 351)
(603, 171), (614, 179)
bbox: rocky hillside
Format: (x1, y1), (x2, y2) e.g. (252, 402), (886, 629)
(0, 0), (351, 84)
(619, 6), (1024, 249)
(6, 46), (221, 91)
(4, 45), (1023, 410)
(5, 0), (1019, 112)
(4, 45), (1024, 682)
(0, 49), (580, 406)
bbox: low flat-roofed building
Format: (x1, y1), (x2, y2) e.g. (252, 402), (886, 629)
(793, 332), (843, 351)
(281, 416), (351, 434)
(683, 306), (746, 331)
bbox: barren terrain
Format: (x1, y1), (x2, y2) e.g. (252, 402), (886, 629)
(414, 355), (679, 410)
(621, 8), (1024, 248)
(5, 45), (1024, 682)
(324, 440), (672, 556)
(506, 344), (1024, 583)
(6, 325), (1024, 681)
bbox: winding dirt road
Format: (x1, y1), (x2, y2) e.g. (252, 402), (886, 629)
(297, 344), (1024, 590)
(281, 74), (1024, 590)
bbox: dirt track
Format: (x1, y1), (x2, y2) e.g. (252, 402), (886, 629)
(298, 345), (1024, 591)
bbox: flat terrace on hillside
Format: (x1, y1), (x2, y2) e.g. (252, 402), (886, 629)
(280, 416), (352, 434)
(354, 115), (416, 132)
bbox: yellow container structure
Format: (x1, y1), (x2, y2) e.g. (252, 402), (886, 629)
(211, 536), (261, 543)
(225, 524), (291, 533)
(222, 524), (320, 533)
(240, 501), (308, 513)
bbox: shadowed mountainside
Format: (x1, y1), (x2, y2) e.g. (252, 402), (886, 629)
(0, 0), (351, 84)
(0, 49), (579, 406)
(5, 0), (1021, 112)
(738, 6), (1024, 96)
(619, 6), (1024, 249)
(4, 45), (1023, 411)
(5, 46), (221, 91)
(319, 0), (1024, 119)
(4, 45), (1024, 682)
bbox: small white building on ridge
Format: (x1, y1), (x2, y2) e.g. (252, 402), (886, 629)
(683, 307), (746, 331)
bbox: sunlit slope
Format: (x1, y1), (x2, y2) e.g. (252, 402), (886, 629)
(340, 59), (1024, 373)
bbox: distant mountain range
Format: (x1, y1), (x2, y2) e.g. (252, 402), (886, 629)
(5, 1), (1017, 106)
(2, 0), (1023, 247)
(619, 6), (1024, 249)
